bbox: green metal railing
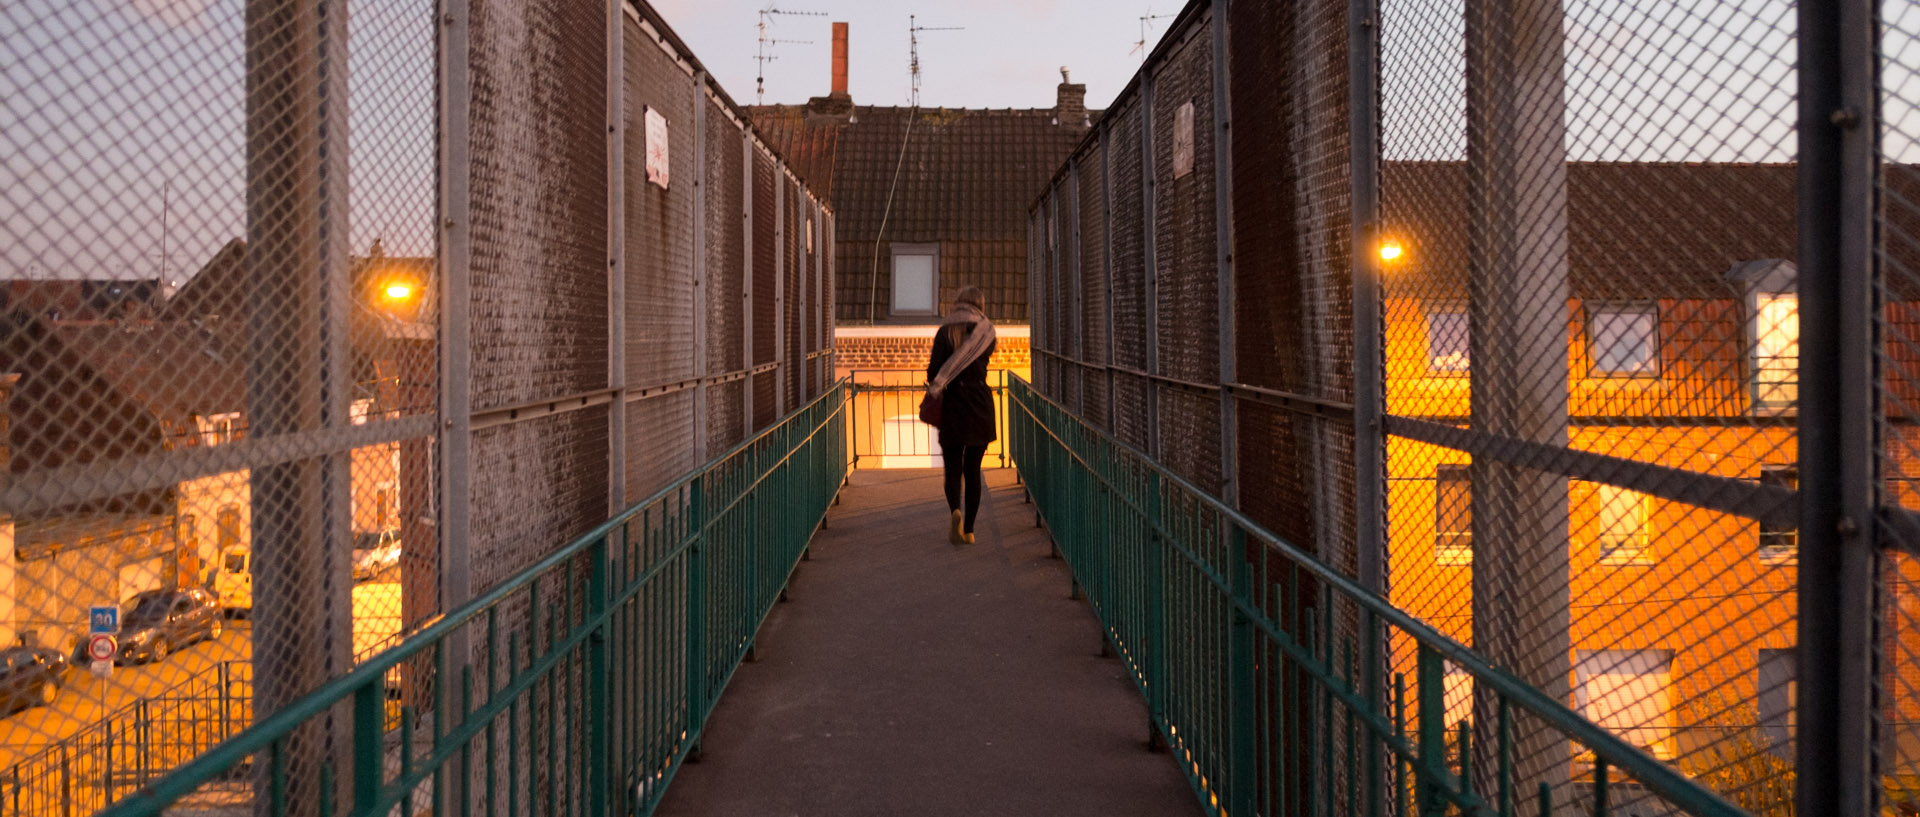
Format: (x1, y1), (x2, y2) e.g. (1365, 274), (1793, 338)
(99, 380), (851, 817)
(1006, 377), (1748, 817)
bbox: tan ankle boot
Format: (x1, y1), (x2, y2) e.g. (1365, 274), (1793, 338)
(949, 509), (965, 544)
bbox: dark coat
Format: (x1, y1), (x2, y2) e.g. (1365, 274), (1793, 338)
(927, 322), (997, 448)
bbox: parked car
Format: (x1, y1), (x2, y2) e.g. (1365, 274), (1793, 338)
(0, 646), (69, 713)
(352, 534), (402, 581)
(78, 589), (224, 665)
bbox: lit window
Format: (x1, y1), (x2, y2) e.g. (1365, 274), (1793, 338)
(1758, 466), (1798, 564)
(1435, 464), (1471, 565)
(891, 248), (937, 315)
(1444, 662), (1474, 728)
(1575, 649), (1675, 760)
(1592, 483), (1650, 565)
(1756, 648), (1795, 759)
(1426, 311), (1469, 373)
(1589, 306), (1658, 376)
(1754, 293), (1798, 411)
(350, 398), (374, 426)
(198, 412), (241, 447)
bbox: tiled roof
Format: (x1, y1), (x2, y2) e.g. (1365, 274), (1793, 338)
(50, 321), (245, 428)
(749, 103), (1093, 322)
(1382, 161), (1920, 300)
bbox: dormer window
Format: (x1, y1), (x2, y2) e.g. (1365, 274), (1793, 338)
(1726, 259), (1798, 414)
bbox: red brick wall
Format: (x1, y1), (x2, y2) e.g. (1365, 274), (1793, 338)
(833, 335), (1031, 373)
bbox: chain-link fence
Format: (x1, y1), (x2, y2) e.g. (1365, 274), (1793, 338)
(2, 0), (833, 813)
(1027, 0), (1910, 814)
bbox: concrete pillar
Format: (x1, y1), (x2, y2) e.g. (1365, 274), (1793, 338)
(244, 0), (354, 810)
(1465, 0), (1573, 807)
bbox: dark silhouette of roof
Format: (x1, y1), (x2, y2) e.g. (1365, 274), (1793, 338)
(1380, 161), (1920, 300)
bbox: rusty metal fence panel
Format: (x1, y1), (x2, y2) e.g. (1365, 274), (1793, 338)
(0, 0), (833, 812)
(1025, 0), (1908, 815)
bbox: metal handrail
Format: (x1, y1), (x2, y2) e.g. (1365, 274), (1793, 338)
(100, 379), (853, 817)
(1006, 375), (1747, 817)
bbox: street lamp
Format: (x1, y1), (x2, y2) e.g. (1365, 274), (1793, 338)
(382, 281), (414, 302)
(1379, 238), (1404, 262)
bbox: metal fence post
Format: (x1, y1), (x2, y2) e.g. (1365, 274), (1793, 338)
(1796, 0), (1880, 815)
(1211, 0), (1237, 507)
(607, 0), (628, 514)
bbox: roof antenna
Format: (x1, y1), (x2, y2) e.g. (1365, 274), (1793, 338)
(908, 14), (962, 107)
(1131, 7), (1175, 62)
(757, 4), (827, 104)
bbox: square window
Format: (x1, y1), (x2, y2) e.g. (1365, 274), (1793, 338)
(1435, 464), (1472, 565)
(1754, 293), (1799, 410)
(1575, 649), (1675, 759)
(1427, 311), (1470, 373)
(1759, 466), (1798, 563)
(891, 252), (936, 315)
(1590, 306), (1659, 376)
(1592, 483), (1651, 565)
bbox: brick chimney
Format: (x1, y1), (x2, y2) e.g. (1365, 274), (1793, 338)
(1055, 66), (1087, 128)
(806, 22), (855, 122)
(831, 22), (849, 96)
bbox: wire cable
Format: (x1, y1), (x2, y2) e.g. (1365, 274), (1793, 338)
(867, 105), (917, 323)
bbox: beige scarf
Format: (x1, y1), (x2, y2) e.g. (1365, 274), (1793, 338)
(928, 303), (997, 398)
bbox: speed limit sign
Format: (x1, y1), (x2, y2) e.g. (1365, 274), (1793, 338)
(86, 634), (116, 661)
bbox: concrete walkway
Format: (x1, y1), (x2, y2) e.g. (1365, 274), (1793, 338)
(654, 468), (1203, 817)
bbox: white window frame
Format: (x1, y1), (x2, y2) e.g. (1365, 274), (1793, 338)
(1434, 464), (1472, 566)
(1591, 482), (1652, 565)
(1728, 259), (1798, 415)
(1575, 649), (1675, 760)
(1425, 308), (1470, 374)
(1758, 465), (1798, 565)
(889, 243), (939, 317)
(1752, 291), (1799, 413)
(1587, 303), (1660, 377)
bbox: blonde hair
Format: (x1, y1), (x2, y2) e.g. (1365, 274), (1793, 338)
(954, 286), (986, 311)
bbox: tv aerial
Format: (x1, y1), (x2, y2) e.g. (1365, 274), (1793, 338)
(756, 4), (827, 104)
(1131, 7), (1176, 62)
(908, 15), (963, 107)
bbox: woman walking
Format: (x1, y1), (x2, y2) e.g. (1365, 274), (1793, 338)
(925, 286), (997, 544)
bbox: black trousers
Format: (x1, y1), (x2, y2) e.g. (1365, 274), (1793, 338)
(941, 440), (989, 533)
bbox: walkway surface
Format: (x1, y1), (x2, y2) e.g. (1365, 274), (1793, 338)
(654, 467), (1203, 817)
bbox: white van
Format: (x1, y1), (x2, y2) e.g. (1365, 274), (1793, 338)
(214, 546), (253, 613)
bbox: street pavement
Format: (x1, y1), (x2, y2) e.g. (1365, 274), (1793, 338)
(0, 620), (249, 768)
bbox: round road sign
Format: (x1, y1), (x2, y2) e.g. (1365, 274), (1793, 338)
(85, 634), (116, 662)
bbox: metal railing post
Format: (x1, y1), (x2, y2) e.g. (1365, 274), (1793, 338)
(1226, 527), (1256, 817)
(686, 475), (707, 735)
(586, 532), (611, 817)
(1416, 646), (1448, 817)
(1145, 469), (1168, 746)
